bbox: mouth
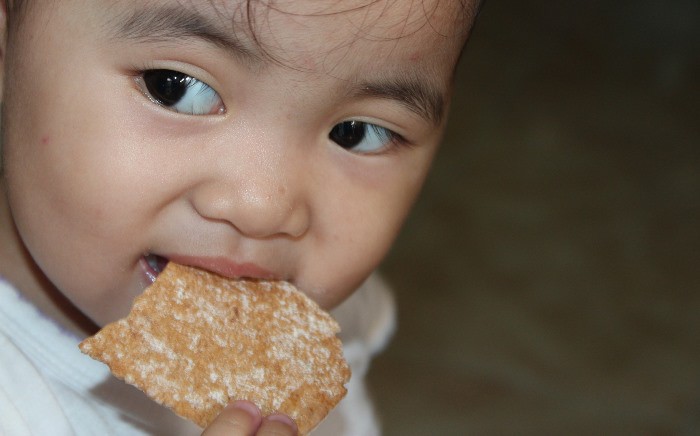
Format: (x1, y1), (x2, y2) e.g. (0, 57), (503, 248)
(141, 253), (169, 283)
(140, 253), (280, 283)
(167, 254), (279, 281)
(138, 254), (315, 305)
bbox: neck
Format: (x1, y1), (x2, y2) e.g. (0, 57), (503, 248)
(0, 182), (98, 337)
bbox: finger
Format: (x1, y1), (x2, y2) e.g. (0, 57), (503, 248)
(201, 401), (262, 436)
(256, 413), (298, 436)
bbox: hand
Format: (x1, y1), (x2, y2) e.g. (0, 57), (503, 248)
(201, 401), (298, 436)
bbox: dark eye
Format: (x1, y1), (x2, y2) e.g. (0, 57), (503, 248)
(329, 120), (397, 153)
(138, 69), (223, 115)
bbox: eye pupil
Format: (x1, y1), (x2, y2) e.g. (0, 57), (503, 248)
(143, 69), (191, 107)
(329, 121), (366, 149)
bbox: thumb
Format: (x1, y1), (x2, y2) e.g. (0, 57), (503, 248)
(201, 401), (262, 436)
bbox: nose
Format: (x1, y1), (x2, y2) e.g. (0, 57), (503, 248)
(191, 156), (311, 240)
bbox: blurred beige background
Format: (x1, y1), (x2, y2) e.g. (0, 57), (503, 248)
(368, 0), (699, 434)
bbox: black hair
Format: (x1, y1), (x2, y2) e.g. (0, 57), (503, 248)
(233, 0), (483, 69)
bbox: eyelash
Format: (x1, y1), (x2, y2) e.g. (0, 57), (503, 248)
(133, 68), (225, 116)
(328, 120), (411, 155)
(380, 130), (410, 152)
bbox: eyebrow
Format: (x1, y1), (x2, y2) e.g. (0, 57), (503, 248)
(109, 5), (260, 64)
(353, 77), (446, 126)
(109, 5), (446, 126)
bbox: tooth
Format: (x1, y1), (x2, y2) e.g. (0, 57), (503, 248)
(146, 254), (169, 273)
(147, 255), (156, 271)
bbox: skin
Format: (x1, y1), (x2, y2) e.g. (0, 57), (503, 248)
(0, 0), (474, 434)
(203, 401), (299, 436)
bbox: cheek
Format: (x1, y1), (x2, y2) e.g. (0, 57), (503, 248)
(9, 116), (138, 243)
(307, 150), (435, 309)
(4, 131), (136, 295)
(1, 79), (162, 324)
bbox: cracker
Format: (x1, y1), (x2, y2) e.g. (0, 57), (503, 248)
(79, 263), (350, 434)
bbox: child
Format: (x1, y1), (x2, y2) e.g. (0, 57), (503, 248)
(0, 0), (480, 435)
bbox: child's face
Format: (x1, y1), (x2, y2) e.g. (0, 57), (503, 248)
(1, 0), (469, 329)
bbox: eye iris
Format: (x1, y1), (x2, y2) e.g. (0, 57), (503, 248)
(330, 121), (366, 149)
(143, 69), (191, 107)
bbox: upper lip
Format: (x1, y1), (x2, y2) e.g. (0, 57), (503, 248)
(164, 254), (280, 281)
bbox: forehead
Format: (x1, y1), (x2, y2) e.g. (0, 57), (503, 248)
(107, 0), (471, 76)
(192, 0), (470, 39)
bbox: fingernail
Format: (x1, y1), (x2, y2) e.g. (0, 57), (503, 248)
(230, 400), (261, 419)
(267, 413), (298, 431)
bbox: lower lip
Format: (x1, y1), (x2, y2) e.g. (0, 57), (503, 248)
(165, 255), (277, 280)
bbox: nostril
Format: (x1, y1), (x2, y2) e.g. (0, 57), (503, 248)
(283, 204), (311, 239)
